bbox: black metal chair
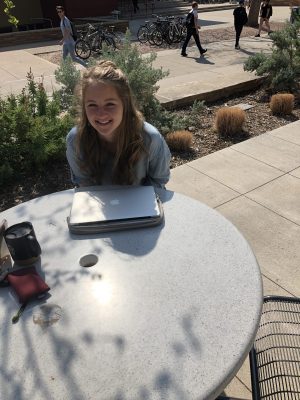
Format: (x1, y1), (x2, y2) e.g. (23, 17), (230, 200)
(249, 295), (300, 400)
(217, 295), (300, 400)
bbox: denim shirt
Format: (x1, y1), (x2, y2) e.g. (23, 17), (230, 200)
(60, 16), (73, 44)
(66, 122), (171, 188)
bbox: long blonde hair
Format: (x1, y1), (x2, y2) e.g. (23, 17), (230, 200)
(75, 60), (145, 185)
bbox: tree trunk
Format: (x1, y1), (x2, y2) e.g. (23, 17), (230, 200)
(247, 0), (261, 27)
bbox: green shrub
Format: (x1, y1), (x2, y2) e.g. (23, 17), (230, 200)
(54, 56), (81, 110)
(189, 99), (206, 126)
(191, 99), (205, 114)
(0, 71), (74, 186)
(91, 30), (188, 134)
(244, 20), (300, 92)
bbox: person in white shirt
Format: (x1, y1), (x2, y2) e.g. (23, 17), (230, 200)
(181, 1), (207, 57)
(56, 5), (86, 67)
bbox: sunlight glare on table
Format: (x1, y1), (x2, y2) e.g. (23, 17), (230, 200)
(91, 280), (113, 305)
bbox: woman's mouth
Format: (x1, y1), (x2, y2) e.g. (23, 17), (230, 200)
(96, 119), (112, 126)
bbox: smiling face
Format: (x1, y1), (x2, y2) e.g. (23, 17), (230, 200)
(84, 82), (124, 143)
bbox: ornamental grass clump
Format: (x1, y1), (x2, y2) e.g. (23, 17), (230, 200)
(215, 107), (246, 138)
(166, 130), (193, 152)
(270, 93), (295, 115)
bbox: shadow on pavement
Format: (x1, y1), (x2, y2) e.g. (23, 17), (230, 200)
(199, 19), (227, 27)
(195, 56), (215, 65)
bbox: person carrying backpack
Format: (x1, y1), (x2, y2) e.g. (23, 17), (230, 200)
(233, 0), (248, 49)
(56, 5), (86, 67)
(181, 1), (207, 57)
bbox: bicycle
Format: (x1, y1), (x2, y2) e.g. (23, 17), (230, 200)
(75, 23), (116, 60)
(144, 15), (186, 46)
(75, 23), (97, 59)
(150, 16), (174, 46)
(168, 16), (186, 43)
(137, 19), (157, 45)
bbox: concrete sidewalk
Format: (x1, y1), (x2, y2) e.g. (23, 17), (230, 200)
(0, 49), (61, 98)
(0, 35), (273, 101)
(167, 119), (300, 398)
(154, 36), (272, 108)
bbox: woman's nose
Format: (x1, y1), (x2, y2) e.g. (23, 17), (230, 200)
(96, 107), (108, 117)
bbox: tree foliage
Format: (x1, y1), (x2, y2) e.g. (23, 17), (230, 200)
(244, 20), (300, 92)
(3, 0), (18, 28)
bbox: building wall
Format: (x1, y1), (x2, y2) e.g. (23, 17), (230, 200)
(39, 0), (119, 28)
(0, 0), (119, 31)
(64, 0), (118, 18)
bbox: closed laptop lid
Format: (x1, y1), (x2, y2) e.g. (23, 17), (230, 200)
(69, 186), (160, 225)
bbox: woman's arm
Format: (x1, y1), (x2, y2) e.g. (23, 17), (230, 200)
(66, 128), (93, 186)
(147, 131), (171, 188)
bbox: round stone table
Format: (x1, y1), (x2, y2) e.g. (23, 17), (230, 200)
(0, 189), (262, 400)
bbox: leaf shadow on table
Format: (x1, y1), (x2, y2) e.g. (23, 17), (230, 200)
(110, 311), (202, 400)
(0, 302), (85, 400)
(0, 296), (203, 400)
(0, 299), (127, 400)
(0, 190), (207, 399)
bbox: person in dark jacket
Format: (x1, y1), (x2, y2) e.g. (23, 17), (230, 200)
(132, 0), (139, 13)
(255, 0), (273, 37)
(233, 0), (248, 49)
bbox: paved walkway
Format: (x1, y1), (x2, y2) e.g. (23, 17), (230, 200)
(0, 36), (274, 101)
(153, 36), (272, 108)
(167, 119), (300, 398)
(0, 6), (298, 398)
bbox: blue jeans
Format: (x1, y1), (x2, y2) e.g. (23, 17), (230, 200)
(63, 41), (87, 67)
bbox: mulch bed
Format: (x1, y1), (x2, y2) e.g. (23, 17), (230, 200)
(2, 22), (297, 212)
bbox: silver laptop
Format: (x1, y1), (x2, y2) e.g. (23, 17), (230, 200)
(68, 186), (163, 233)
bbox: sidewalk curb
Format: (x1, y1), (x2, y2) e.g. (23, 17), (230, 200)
(159, 76), (265, 109)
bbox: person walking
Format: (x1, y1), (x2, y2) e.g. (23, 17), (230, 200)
(255, 0), (273, 37)
(233, 0), (248, 49)
(181, 1), (207, 57)
(56, 5), (87, 67)
(132, 0), (139, 14)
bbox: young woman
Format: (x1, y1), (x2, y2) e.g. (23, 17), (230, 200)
(66, 61), (171, 188)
